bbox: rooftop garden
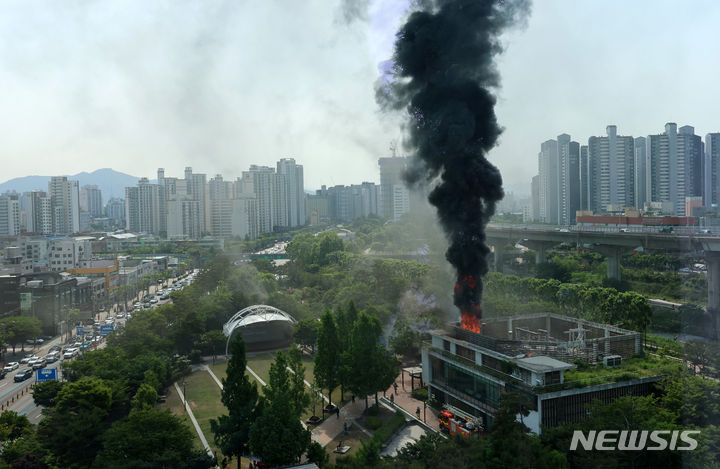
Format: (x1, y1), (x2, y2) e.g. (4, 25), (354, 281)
(539, 354), (685, 393)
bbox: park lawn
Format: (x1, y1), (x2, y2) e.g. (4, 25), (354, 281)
(209, 357), (268, 395)
(246, 352), (276, 383)
(156, 382), (204, 452)
(184, 371), (225, 455)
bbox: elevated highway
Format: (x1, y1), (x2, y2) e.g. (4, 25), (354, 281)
(485, 224), (720, 319)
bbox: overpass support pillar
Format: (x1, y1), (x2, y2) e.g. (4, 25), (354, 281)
(520, 240), (557, 264)
(706, 253), (720, 333)
(590, 244), (632, 281)
(491, 243), (504, 272)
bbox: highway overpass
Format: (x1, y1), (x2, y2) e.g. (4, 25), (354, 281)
(486, 224), (720, 319)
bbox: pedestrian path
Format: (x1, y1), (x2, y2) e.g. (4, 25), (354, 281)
(173, 381), (214, 460)
(383, 375), (441, 433)
(312, 399), (372, 447)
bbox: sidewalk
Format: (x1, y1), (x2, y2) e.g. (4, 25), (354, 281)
(383, 375), (440, 431)
(312, 399), (370, 447)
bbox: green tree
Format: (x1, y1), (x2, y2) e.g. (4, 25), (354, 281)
(93, 409), (198, 469)
(314, 311), (340, 405)
(0, 316), (42, 354)
(249, 348), (312, 466)
(306, 441), (329, 468)
(199, 330), (227, 363)
(389, 319), (422, 359)
(210, 335), (258, 460)
(336, 301), (359, 401)
(0, 412), (47, 469)
(131, 383), (158, 411)
(249, 395), (311, 466)
(32, 381), (65, 408)
(346, 312), (397, 409)
(264, 348), (311, 416)
(293, 318), (320, 352)
(38, 378), (116, 468)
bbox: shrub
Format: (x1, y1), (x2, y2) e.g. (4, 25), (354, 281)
(188, 349), (203, 364)
(411, 387), (428, 401)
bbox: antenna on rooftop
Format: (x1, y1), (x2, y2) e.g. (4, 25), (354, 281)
(390, 140), (397, 157)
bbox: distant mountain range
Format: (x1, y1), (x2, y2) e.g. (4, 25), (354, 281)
(0, 168), (152, 201)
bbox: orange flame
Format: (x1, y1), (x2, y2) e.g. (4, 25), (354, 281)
(461, 307), (482, 333)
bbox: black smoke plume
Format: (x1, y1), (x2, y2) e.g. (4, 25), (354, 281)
(377, 0), (530, 325)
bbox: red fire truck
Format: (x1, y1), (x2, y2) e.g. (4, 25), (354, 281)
(438, 406), (483, 437)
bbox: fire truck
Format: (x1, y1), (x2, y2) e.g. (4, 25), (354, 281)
(438, 405), (483, 437)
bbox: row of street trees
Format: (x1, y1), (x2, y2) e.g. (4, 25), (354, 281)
(314, 302), (398, 409)
(484, 273), (653, 333)
(0, 315), (42, 357)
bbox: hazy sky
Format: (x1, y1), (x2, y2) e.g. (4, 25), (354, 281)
(1, 0), (719, 196)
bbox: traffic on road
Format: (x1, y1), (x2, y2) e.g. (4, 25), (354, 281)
(0, 269), (198, 424)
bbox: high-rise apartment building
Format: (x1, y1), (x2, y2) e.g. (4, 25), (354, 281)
(0, 195), (20, 237)
(125, 178), (164, 235)
(579, 145), (589, 211)
(634, 137), (648, 209)
(538, 139), (558, 223)
(184, 168), (210, 234)
(705, 133), (720, 207)
(531, 175), (540, 221)
(557, 134), (580, 224)
(80, 185), (103, 218)
(378, 156), (409, 221)
(48, 177), (80, 235)
(125, 187), (139, 232)
(105, 198), (125, 228)
(240, 165), (286, 234)
(24, 191), (52, 234)
(648, 123), (703, 215)
(207, 175), (257, 240)
(588, 125), (635, 213)
(277, 158), (305, 228)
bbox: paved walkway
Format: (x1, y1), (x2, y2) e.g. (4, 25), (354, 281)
(383, 374), (441, 432)
(173, 381), (214, 460)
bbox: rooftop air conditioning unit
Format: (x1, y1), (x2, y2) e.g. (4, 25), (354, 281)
(603, 355), (622, 367)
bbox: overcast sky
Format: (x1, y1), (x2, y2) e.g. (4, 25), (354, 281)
(1, 0), (719, 196)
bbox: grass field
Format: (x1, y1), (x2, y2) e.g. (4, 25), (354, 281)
(183, 371), (224, 455)
(156, 383), (204, 452)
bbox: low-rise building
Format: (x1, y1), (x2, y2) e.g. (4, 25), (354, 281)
(423, 313), (668, 434)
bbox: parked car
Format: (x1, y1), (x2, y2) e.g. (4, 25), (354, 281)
(26, 338), (44, 345)
(14, 369), (33, 382)
(0, 370), (6, 380)
(3, 362), (19, 372)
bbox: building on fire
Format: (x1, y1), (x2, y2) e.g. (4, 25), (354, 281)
(422, 313), (665, 434)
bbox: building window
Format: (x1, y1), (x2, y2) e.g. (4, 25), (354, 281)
(545, 371), (561, 385)
(443, 340), (451, 352)
(455, 344), (475, 362)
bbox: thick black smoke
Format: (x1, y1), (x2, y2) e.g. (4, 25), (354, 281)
(378, 0), (530, 317)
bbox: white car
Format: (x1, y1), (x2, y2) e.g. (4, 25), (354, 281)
(3, 362), (19, 372)
(26, 357), (40, 367)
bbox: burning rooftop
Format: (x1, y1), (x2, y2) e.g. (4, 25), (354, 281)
(449, 313), (642, 364)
